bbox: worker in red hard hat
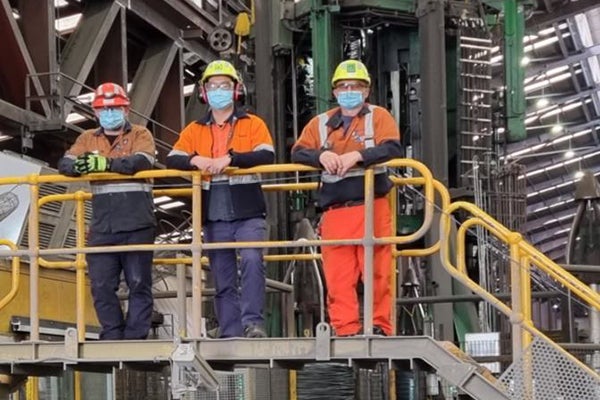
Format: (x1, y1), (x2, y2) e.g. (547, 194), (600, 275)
(58, 82), (157, 340)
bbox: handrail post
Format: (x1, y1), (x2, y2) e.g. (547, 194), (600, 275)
(191, 173), (203, 337)
(363, 169), (375, 336)
(520, 255), (532, 350)
(389, 187), (398, 335)
(177, 253), (187, 338)
(28, 176), (40, 342)
(509, 233), (524, 362)
(75, 192), (87, 342)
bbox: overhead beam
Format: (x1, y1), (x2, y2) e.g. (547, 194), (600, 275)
(513, 144), (600, 181)
(526, 165), (600, 201)
(526, 44), (600, 79)
(59, 1), (121, 99)
(94, 7), (127, 87)
(0, 0), (49, 116)
(20, 0), (56, 114)
(152, 48), (185, 164)
(526, 194), (575, 216)
(526, 0), (600, 30)
(507, 119), (600, 153)
(161, 0), (233, 32)
(525, 207), (577, 233)
(128, 41), (179, 126)
(0, 99), (49, 128)
(546, 247), (567, 262)
(537, 235), (570, 255)
(114, 0), (215, 63)
(528, 221), (570, 245)
(289, 0), (416, 18)
(527, 86), (600, 114)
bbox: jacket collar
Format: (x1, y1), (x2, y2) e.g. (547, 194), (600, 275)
(94, 121), (132, 136)
(325, 104), (371, 129)
(197, 107), (249, 126)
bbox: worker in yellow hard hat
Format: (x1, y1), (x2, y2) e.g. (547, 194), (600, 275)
(292, 59), (402, 337)
(167, 60), (274, 338)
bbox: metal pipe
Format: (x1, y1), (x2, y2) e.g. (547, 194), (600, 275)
(395, 291), (561, 305)
(559, 263), (600, 273)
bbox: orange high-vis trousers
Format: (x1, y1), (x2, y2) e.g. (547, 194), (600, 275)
(319, 197), (393, 336)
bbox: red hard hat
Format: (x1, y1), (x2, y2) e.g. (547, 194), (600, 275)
(92, 82), (130, 108)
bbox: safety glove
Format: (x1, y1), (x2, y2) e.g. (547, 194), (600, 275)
(73, 157), (89, 175)
(77, 152), (111, 173)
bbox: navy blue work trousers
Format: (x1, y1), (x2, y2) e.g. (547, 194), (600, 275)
(87, 227), (155, 340)
(203, 218), (266, 338)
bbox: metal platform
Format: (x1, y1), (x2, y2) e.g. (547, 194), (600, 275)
(0, 335), (509, 400)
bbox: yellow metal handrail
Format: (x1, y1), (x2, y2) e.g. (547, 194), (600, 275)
(0, 239), (20, 310)
(0, 155), (597, 379)
(0, 159), (436, 340)
(440, 200), (600, 379)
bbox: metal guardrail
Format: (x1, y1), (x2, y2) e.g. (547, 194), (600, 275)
(0, 158), (599, 394)
(0, 159), (436, 342)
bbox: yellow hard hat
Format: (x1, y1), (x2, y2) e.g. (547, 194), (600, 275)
(200, 60), (240, 83)
(331, 60), (371, 87)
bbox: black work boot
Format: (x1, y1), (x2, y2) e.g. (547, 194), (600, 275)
(244, 323), (267, 338)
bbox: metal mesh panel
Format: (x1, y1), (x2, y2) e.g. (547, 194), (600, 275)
(183, 370), (247, 400)
(497, 336), (600, 400)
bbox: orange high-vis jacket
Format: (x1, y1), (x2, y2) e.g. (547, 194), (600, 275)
(292, 104), (401, 208)
(166, 108), (274, 222)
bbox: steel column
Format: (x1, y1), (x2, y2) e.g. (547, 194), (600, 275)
(20, 0), (56, 115)
(94, 6), (127, 87)
(152, 48), (185, 165)
(0, 0), (47, 114)
(310, 0), (336, 114)
(504, 0), (526, 142)
(59, 1), (121, 100)
(128, 41), (179, 126)
(417, 0), (453, 341)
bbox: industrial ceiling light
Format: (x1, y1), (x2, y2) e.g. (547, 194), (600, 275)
(564, 150), (575, 158)
(536, 98), (549, 108)
(551, 124), (563, 134)
(574, 171), (585, 179)
(521, 56), (531, 66)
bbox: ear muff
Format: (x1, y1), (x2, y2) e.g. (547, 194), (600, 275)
(198, 83), (208, 104)
(198, 82), (246, 104)
(233, 82), (246, 102)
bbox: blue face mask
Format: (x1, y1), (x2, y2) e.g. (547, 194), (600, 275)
(207, 89), (234, 110)
(336, 91), (364, 110)
(98, 108), (126, 130)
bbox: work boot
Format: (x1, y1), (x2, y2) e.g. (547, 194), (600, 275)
(244, 323), (267, 338)
(372, 326), (388, 336)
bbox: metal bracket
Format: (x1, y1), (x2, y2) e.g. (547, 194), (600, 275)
(315, 322), (331, 361)
(171, 343), (219, 399)
(64, 328), (79, 360)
